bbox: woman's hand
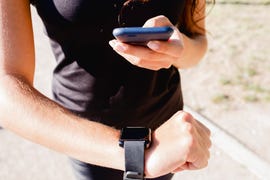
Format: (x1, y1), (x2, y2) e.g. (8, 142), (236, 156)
(144, 110), (212, 178)
(109, 15), (185, 71)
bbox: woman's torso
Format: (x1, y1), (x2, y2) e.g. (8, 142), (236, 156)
(31, 0), (185, 129)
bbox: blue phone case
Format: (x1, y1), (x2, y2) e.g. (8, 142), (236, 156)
(112, 26), (173, 45)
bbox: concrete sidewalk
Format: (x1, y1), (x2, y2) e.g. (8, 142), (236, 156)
(0, 7), (268, 180)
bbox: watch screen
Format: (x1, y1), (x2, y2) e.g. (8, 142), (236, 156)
(120, 127), (150, 140)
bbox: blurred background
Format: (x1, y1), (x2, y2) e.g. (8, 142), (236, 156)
(1, 0), (269, 179)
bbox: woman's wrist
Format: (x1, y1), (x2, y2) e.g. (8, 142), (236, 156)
(173, 33), (208, 69)
(144, 131), (164, 178)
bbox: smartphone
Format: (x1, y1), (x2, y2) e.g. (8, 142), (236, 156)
(112, 26), (173, 46)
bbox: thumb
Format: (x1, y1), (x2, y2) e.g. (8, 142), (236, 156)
(143, 15), (173, 27)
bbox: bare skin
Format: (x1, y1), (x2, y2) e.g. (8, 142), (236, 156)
(109, 1), (208, 70)
(0, 0), (211, 178)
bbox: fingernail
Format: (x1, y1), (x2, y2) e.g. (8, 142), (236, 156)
(114, 44), (127, 52)
(109, 40), (127, 52)
(147, 41), (159, 50)
(109, 40), (116, 47)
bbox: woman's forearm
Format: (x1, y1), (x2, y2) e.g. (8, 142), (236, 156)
(0, 74), (124, 170)
(1, 0), (124, 171)
(174, 34), (208, 69)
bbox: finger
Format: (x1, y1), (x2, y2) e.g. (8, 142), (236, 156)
(147, 39), (183, 59)
(112, 51), (172, 70)
(190, 156), (209, 170)
(179, 112), (211, 164)
(180, 159), (209, 171)
(171, 166), (185, 173)
(111, 51), (169, 71)
(175, 162), (197, 171)
(184, 137), (210, 170)
(191, 124), (212, 161)
(193, 120), (212, 148)
(109, 40), (175, 69)
(110, 39), (173, 61)
(195, 118), (211, 136)
(141, 15), (185, 60)
(170, 111), (211, 172)
(171, 161), (202, 172)
(134, 59), (172, 70)
(109, 39), (156, 58)
(143, 15), (173, 27)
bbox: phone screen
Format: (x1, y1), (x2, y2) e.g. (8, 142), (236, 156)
(112, 26), (173, 45)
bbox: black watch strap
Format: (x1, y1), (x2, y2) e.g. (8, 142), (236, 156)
(124, 141), (145, 180)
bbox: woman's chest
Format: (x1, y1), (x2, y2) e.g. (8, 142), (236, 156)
(33, 0), (185, 26)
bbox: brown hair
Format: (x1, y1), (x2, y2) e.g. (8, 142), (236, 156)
(180, 0), (215, 36)
(122, 0), (215, 36)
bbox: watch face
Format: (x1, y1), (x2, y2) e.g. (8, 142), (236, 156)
(119, 127), (151, 148)
(120, 127), (150, 140)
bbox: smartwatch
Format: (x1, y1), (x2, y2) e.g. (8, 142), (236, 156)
(119, 127), (151, 180)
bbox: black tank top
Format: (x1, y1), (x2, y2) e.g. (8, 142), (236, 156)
(31, 0), (185, 129)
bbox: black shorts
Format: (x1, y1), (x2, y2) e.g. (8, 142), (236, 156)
(70, 158), (174, 180)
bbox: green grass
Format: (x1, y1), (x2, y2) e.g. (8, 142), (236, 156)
(220, 78), (233, 86)
(265, 94), (270, 102)
(243, 94), (259, 102)
(209, 3), (270, 104)
(212, 94), (230, 104)
(183, 2), (270, 107)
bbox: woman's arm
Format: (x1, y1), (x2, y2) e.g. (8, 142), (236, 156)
(0, 0), (124, 170)
(1, 1), (210, 178)
(173, 0), (208, 68)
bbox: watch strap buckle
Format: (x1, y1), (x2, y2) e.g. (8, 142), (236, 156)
(123, 171), (144, 180)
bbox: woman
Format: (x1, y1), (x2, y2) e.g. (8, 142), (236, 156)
(0, 0), (213, 179)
